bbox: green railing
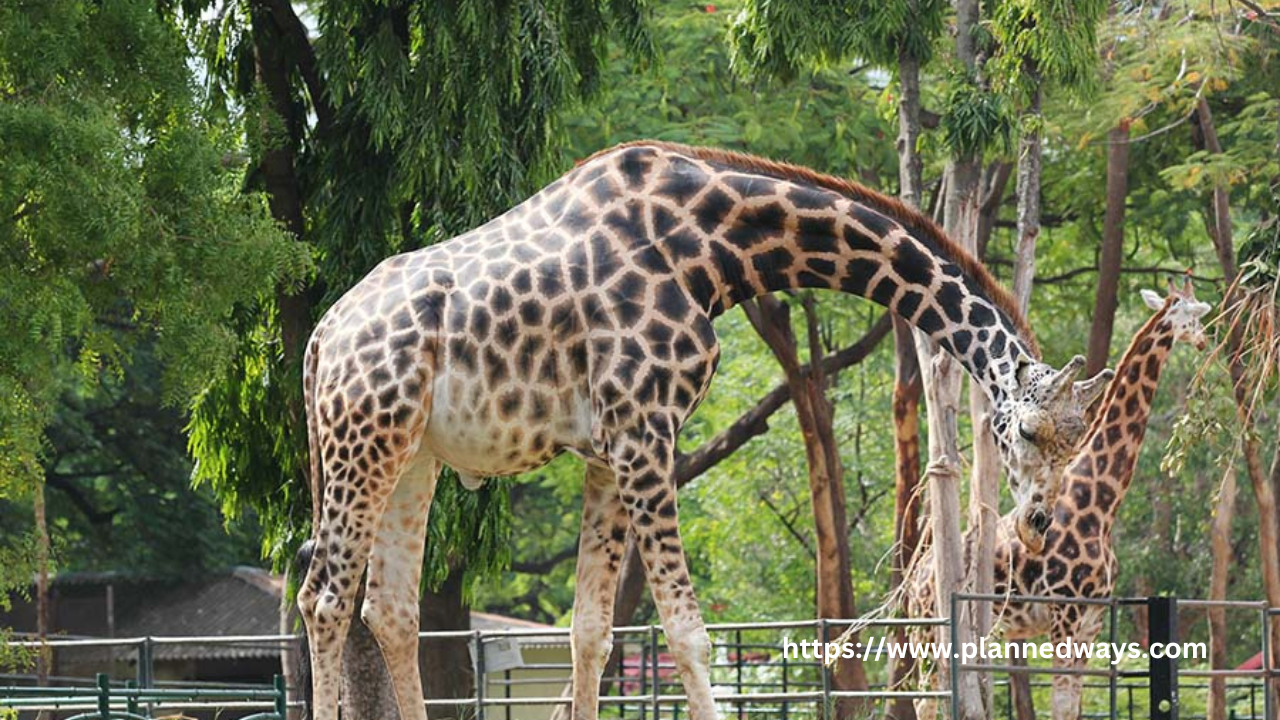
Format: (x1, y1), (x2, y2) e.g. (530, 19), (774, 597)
(0, 673), (286, 719)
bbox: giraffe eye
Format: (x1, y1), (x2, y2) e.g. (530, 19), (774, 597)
(1018, 423), (1036, 442)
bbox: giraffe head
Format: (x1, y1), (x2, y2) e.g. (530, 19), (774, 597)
(1141, 276), (1211, 350)
(994, 354), (1113, 553)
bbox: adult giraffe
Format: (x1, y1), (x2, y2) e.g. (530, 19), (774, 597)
(295, 141), (1111, 720)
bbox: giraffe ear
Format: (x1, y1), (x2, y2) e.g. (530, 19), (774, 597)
(1140, 289), (1164, 311)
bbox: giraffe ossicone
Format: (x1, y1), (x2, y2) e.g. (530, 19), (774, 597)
(294, 141), (1111, 720)
(905, 278), (1209, 720)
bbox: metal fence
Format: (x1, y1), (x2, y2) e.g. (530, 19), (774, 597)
(4, 593), (1278, 719)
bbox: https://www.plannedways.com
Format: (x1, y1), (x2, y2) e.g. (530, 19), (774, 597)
(781, 636), (1207, 666)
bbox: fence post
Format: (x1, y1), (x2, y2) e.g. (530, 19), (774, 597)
(949, 593), (960, 720)
(1109, 598), (1119, 720)
(735, 629), (743, 720)
(1147, 596), (1178, 720)
(1263, 607), (1272, 720)
(780, 644), (789, 720)
(473, 631), (486, 720)
(275, 674), (287, 719)
(96, 672), (110, 720)
(125, 678), (138, 716)
(819, 619), (830, 719)
(649, 625), (660, 720)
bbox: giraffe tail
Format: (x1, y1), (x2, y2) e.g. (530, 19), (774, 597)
(304, 330), (324, 535)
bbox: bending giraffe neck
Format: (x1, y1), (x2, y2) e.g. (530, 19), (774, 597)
(1065, 305), (1177, 517)
(578, 142), (1040, 408)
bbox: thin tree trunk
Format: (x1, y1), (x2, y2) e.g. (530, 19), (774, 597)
(34, 481), (51, 720)
(1086, 121), (1130, 376)
(886, 319), (923, 720)
(281, 589), (304, 720)
(1008, 654), (1036, 720)
(342, 589), (401, 720)
(976, 162), (1013, 261)
(744, 294), (871, 719)
(897, 50), (925, 209)
(918, 0), (985, 713)
(1197, 96), (1280, 692)
(1207, 468), (1237, 720)
(887, 46), (927, 719)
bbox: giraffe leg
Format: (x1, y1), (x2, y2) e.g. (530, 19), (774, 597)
(570, 463), (629, 720)
(609, 437), (717, 720)
(1049, 657), (1084, 720)
(297, 472), (399, 720)
(361, 452), (441, 720)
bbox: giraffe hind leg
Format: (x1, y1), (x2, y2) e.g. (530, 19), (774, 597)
(297, 360), (434, 720)
(361, 452), (441, 720)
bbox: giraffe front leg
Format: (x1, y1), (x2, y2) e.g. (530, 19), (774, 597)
(1049, 657), (1084, 720)
(610, 441), (718, 720)
(570, 463), (629, 720)
(361, 454), (441, 720)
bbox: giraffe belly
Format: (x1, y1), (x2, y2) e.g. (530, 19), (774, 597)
(420, 364), (595, 479)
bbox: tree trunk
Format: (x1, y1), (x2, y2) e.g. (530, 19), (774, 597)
(1196, 96), (1280, 693)
(887, 47), (927, 720)
(976, 162), (1013, 261)
(248, 0), (312, 375)
(1008, 654), (1036, 720)
(1086, 121), (1130, 377)
(744, 294), (871, 719)
(421, 567), (474, 720)
(917, 0), (986, 715)
(1011, 87), (1042, 310)
(1207, 468), (1237, 720)
(342, 588), (401, 720)
(886, 319), (923, 720)
(281, 592), (304, 720)
(897, 50), (925, 209)
(34, 481), (50, 717)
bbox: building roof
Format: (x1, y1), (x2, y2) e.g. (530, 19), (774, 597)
(7, 569), (567, 660)
(113, 568), (285, 661)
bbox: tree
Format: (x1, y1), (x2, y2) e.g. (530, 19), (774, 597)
(0, 0), (304, 665)
(185, 0), (652, 713)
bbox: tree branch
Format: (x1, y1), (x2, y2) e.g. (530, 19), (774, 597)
(757, 490), (815, 558)
(672, 313), (892, 485)
(510, 544), (578, 575)
(255, 0), (334, 131)
(44, 474), (118, 525)
(1230, 0), (1280, 38)
(985, 258), (1221, 285)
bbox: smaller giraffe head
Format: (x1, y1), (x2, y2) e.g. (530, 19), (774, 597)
(1141, 276), (1211, 350)
(995, 354), (1114, 554)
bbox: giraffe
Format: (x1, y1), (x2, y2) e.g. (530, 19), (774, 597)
(903, 278), (1210, 720)
(294, 140), (1113, 720)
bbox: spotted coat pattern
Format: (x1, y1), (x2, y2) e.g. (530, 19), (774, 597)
(904, 282), (1210, 720)
(294, 141), (1109, 720)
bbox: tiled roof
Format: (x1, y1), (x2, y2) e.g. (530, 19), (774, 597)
(112, 568), (286, 661)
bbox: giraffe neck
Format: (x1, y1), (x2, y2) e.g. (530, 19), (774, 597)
(1064, 310), (1176, 522)
(625, 148), (1038, 407)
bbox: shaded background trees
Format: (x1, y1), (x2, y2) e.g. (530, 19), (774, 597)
(1, 1), (1279, 719)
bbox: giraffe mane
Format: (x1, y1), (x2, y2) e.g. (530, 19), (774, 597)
(1079, 300), (1169, 444)
(581, 140), (1040, 356)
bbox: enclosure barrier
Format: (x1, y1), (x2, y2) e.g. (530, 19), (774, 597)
(0, 672), (285, 719)
(5, 594), (1279, 719)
